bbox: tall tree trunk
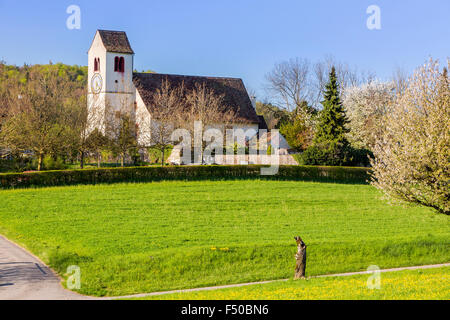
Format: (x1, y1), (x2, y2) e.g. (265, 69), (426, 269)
(294, 236), (307, 279)
(80, 151), (85, 169)
(121, 153), (125, 167)
(37, 152), (44, 171)
(161, 149), (165, 166)
(97, 152), (101, 168)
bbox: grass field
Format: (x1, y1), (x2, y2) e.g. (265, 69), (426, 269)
(142, 267), (450, 300)
(0, 180), (448, 297)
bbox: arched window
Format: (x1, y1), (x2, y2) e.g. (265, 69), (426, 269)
(114, 57), (119, 72)
(119, 57), (125, 72)
(94, 58), (99, 72)
(114, 56), (125, 72)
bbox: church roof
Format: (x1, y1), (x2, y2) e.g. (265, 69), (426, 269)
(132, 73), (260, 124)
(98, 30), (134, 54)
(257, 115), (268, 130)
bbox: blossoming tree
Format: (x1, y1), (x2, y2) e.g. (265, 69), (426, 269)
(370, 59), (449, 215)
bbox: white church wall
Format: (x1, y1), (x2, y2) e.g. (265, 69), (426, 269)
(87, 32), (107, 134)
(86, 92), (106, 135)
(104, 52), (134, 94)
(135, 90), (152, 147)
(87, 32), (106, 94)
(103, 52), (136, 127)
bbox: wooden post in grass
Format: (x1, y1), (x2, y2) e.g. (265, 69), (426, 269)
(294, 236), (307, 279)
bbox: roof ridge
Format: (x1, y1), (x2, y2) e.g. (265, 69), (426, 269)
(97, 29), (126, 32)
(133, 72), (242, 81)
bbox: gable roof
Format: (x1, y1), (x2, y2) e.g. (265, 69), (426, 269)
(97, 30), (134, 54)
(132, 73), (259, 124)
(257, 115), (268, 130)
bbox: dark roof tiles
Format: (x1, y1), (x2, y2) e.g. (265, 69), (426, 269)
(98, 30), (134, 54)
(133, 73), (259, 124)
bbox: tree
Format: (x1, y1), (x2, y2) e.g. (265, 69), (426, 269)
(278, 101), (316, 152)
(85, 128), (108, 168)
(391, 66), (409, 96)
(265, 58), (314, 113)
(343, 81), (395, 150)
(371, 59), (450, 215)
(313, 56), (376, 108)
(185, 82), (238, 164)
(279, 114), (314, 152)
(314, 66), (349, 145)
(63, 86), (90, 168)
(302, 67), (355, 166)
(0, 67), (79, 170)
(147, 78), (184, 166)
(107, 112), (138, 167)
(255, 101), (290, 129)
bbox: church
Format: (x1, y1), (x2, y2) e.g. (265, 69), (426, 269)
(87, 30), (295, 164)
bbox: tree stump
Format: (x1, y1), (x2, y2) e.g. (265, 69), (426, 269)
(294, 236), (307, 279)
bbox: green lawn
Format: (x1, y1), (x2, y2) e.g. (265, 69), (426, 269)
(0, 180), (448, 297)
(141, 267), (450, 300)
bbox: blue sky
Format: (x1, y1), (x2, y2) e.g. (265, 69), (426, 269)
(0, 0), (449, 98)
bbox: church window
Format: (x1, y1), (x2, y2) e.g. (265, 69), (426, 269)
(119, 57), (125, 72)
(114, 57), (119, 72)
(114, 57), (125, 72)
(94, 58), (100, 72)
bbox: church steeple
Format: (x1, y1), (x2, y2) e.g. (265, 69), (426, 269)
(87, 30), (136, 135)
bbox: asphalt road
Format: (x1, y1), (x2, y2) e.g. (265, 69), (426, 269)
(0, 235), (89, 300)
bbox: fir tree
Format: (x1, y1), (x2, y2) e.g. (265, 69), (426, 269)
(301, 67), (360, 166)
(314, 66), (349, 146)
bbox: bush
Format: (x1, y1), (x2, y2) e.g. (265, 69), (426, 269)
(147, 146), (174, 164)
(351, 148), (373, 167)
(42, 156), (69, 171)
(0, 158), (35, 173)
(0, 165), (371, 189)
(301, 143), (372, 167)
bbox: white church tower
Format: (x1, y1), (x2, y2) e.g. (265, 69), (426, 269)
(87, 30), (136, 134)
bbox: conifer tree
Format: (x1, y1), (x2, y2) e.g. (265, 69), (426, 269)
(302, 67), (358, 166)
(314, 66), (349, 146)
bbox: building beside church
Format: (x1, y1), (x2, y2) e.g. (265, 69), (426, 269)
(87, 30), (296, 164)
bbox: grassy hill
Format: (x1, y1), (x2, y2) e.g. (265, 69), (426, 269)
(0, 180), (448, 296)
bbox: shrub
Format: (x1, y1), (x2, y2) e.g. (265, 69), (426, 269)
(301, 143), (351, 166)
(0, 165), (371, 189)
(0, 158), (35, 173)
(351, 148), (373, 167)
(301, 143), (372, 167)
(279, 114), (314, 152)
(42, 155), (69, 171)
(147, 146), (174, 165)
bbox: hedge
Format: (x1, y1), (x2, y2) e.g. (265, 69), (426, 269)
(0, 165), (371, 189)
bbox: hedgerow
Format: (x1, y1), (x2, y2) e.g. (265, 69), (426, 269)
(0, 165), (371, 189)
